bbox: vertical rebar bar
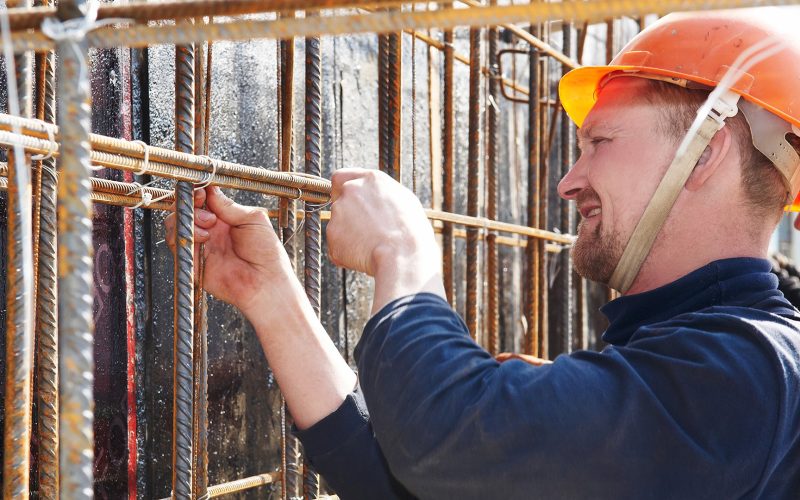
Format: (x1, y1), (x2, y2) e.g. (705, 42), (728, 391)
(465, 26), (481, 340)
(55, 0), (95, 496)
(524, 25), (540, 356)
(278, 26), (301, 500)
(379, 28), (401, 181)
(485, 13), (499, 356)
(537, 23), (549, 359)
(303, 30), (322, 500)
(441, 20), (455, 306)
(191, 31), (209, 500)
(3, 0), (34, 492)
(173, 40), (195, 500)
(35, 42), (58, 499)
(561, 22), (575, 355)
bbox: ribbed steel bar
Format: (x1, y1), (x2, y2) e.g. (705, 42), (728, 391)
(34, 28), (58, 499)
(6, 0), (433, 31)
(55, 0), (95, 497)
(386, 31), (401, 181)
(0, 128), (331, 203)
(561, 21), (575, 354)
(207, 473), (279, 498)
(303, 28), (323, 500)
(191, 31), (209, 500)
(3, 147), (34, 499)
(0, 113), (331, 197)
(524, 24), (540, 356)
(537, 21), (549, 359)
(172, 40), (196, 500)
(2, 0), (800, 53)
(465, 26), (481, 339)
(441, 19), (454, 305)
(3, 0), (35, 491)
(485, 9), (499, 356)
(279, 24), (302, 500)
(378, 33), (389, 177)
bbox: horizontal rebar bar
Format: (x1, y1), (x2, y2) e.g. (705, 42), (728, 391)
(6, 0), (433, 31)
(158, 472), (280, 500)
(1, 0), (796, 53)
(0, 129), (329, 204)
(0, 113), (330, 196)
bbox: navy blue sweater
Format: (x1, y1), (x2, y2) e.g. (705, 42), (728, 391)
(296, 258), (800, 499)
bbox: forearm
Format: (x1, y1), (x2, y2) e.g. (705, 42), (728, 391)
(246, 272), (356, 430)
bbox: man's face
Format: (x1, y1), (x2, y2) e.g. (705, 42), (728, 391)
(557, 78), (679, 284)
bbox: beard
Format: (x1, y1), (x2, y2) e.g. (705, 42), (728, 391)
(571, 192), (624, 284)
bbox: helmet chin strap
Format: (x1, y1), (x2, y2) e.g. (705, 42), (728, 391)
(607, 90), (741, 293)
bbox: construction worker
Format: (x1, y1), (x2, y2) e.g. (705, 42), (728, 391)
(166, 8), (800, 499)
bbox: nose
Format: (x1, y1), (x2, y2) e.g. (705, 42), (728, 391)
(557, 155), (588, 201)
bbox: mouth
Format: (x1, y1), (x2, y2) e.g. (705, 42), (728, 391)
(579, 205), (602, 219)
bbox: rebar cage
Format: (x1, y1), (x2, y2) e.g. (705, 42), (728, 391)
(0, 0), (794, 498)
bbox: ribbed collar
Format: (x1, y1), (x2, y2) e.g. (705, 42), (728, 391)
(600, 257), (782, 346)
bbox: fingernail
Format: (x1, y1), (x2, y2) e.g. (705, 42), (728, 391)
(196, 227), (209, 237)
(197, 209), (213, 222)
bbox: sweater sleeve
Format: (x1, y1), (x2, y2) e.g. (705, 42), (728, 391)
(294, 385), (415, 500)
(354, 293), (778, 499)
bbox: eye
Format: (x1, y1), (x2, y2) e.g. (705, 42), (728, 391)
(591, 137), (609, 146)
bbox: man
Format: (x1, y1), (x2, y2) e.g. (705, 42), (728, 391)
(166, 8), (800, 499)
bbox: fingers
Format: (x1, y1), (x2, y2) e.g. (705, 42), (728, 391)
(495, 352), (552, 367)
(330, 168), (376, 201)
(194, 186), (208, 208)
(206, 186), (265, 226)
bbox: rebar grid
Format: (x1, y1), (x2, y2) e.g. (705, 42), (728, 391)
(55, 0), (95, 497)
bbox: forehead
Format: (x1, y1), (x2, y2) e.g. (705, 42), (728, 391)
(579, 78), (661, 134)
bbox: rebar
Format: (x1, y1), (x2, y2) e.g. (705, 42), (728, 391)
(524, 24), (540, 356)
(302, 27), (323, 500)
(386, 31), (401, 181)
(466, 26), (481, 339)
(4, 0), (796, 54)
(34, 25), (58, 499)
(0, 113), (331, 196)
(441, 18), (454, 305)
(486, 9), (499, 356)
(172, 39), (196, 500)
(3, 147), (34, 499)
(537, 22), (549, 359)
(561, 21), (576, 355)
(206, 472), (278, 498)
(191, 30), (210, 500)
(55, 0), (95, 497)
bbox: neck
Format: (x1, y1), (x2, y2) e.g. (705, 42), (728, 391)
(623, 226), (770, 296)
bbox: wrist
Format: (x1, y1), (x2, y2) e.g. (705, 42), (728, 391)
(371, 238), (446, 315)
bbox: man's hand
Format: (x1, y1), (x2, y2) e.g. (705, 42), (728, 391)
(164, 186), (293, 318)
(326, 168), (446, 313)
(496, 352), (553, 367)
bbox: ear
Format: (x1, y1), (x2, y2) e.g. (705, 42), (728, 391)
(685, 124), (733, 192)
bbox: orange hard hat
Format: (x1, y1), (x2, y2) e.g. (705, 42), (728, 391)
(559, 7), (800, 208)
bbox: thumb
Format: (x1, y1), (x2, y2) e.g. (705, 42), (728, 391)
(206, 186), (259, 226)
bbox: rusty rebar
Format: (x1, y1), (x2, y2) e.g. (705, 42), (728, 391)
(0, 113), (331, 198)
(561, 21), (575, 354)
(441, 20), (454, 305)
(486, 11), (499, 356)
(34, 39), (58, 499)
(6, 0), (432, 31)
(465, 26), (481, 340)
(386, 31), (401, 181)
(277, 21), (301, 500)
(55, 0), (95, 497)
(303, 28), (323, 500)
(524, 24), (540, 356)
(192, 30), (210, 500)
(2, 4), (35, 493)
(2, 0), (799, 54)
(173, 40), (196, 500)
(537, 21), (549, 359)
